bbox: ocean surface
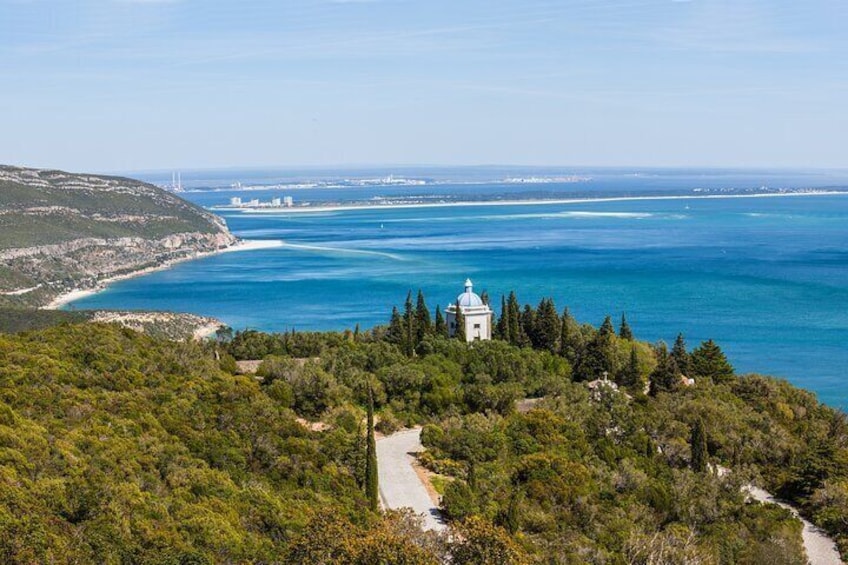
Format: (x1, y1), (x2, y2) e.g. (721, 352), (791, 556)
(70, 168), (848, 410)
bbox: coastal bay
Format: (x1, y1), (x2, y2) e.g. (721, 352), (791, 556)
(64, 172), (848, 411)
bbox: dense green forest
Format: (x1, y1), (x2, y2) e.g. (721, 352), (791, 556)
(1, 291), (846, 563)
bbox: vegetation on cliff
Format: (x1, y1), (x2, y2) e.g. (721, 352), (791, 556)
(0, 165), (236, 307)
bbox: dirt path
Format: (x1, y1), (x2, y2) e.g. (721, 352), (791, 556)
(744, 485), (843, 564)
(376, 428), (446, 532)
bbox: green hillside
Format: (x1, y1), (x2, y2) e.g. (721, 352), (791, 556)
(0, 166), (223, 249)
(0, 166), (236, 307)
(1, 304), (846, 562)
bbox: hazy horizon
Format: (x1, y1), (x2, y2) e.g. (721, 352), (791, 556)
(3, 1), (847, 172)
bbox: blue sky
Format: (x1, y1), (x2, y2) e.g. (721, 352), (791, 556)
(1, 0), (846, 172)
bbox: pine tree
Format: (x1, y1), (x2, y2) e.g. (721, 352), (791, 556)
(454, 300), (466, 341)
(691, 339), (735, 384)
(386, 306), (403, 346)
(671, 333), (691, 376)
(402, 291), (416, 356)
(599, 315), (616, 338)
(534, 298), (560, 353)
(365, 383), (379, 511)
(649, 342), (680, 395)
(690, 417), (708, 473)
(434, 306), (447, 336)
(415, 289), (432, 343)
(619, 313), (633, 340)
(575, 316), (616, 381)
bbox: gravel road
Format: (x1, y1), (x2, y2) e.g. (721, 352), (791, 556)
(745, 485), (843, 564)
(376, 428), (446, 532)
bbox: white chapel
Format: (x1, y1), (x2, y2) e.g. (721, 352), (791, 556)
(446, 279), (493, 342)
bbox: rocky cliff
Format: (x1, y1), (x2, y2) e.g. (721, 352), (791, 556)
(0, 165), (238, 307)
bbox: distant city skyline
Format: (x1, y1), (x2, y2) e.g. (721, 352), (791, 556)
(1, 0), (846, 172)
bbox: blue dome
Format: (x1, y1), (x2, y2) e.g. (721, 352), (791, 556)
(456, 278), (483, 307)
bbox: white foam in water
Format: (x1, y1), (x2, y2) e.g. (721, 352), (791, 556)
(280, 242), (405, 261)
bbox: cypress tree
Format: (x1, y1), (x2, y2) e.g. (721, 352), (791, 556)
(415, 289), (432, 343)
(619, 313), (633, 340)
(649, 342), (680, 395)
(519, 305), (535, 348)
(690, 417), (708, 473)
(507, 292), (521, 345)
(434, 306), (447, 336)
(496, 295), (509, 340)
(386, 306), (404, 346)
(671, 333), (691, 376)
(402, 291), (416, 356)
(691, 339), (735, 384)
(454, 300), (466, 341)
(559, 307), (581, 363)
(365, 384), (379, 511)
(353, 323), (360, 342)
(480, 290), (490, 306)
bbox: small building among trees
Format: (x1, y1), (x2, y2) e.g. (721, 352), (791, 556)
(446, 279), (493, 342)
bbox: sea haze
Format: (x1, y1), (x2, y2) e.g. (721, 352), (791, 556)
(71, 168), (848, 410)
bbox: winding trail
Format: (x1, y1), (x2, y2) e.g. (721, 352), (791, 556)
(376, 428), (446, 532)
(744, 485), (843, 565)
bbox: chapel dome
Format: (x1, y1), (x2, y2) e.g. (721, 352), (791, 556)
(456, 278), (484, 307)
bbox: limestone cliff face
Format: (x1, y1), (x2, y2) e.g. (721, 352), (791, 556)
(0, 165), (238, 307)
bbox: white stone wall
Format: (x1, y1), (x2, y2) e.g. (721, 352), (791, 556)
(446, 305), (493, 341)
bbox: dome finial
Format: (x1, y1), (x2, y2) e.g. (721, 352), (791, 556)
(464, 278), (473, 291)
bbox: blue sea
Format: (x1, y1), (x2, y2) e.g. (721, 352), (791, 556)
(70, 168), (848, 410)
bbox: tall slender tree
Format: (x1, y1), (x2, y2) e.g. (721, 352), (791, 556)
(454, 300), (466, 341)
(690, 417), (708, 473)
(402, 291), (416, 356)
(415, 289), (432, 343)
(519, 305), (535, 348)
(386, 306), (403, 346)
(497, 295), (509, 340)
(671, 333), (691, 376)
(559, 307), (579, 362)
(434, 306), (446, 337)
(534, 298), (560, 353)
(507, 292), (521, 345)
(365, 383), (379, 511)
(619, 313), (633, 340)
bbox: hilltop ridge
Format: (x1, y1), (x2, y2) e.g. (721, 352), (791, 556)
(0, 165), (237, 307)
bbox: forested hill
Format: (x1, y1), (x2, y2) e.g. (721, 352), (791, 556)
(0, 165), (236, 307)
(2, 314), (846, 563)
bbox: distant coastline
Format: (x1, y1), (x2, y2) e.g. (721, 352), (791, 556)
(211, 189), (848, 215)
(44, 239), (284, 310)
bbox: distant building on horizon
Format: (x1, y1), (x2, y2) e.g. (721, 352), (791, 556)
(446, 278), (493, 342)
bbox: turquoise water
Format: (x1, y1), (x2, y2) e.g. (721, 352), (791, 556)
(69, 170), (848, 410)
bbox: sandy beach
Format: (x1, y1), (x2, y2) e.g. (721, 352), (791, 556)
(43, 239), (285, 310)
(219, 190), (848, 215)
